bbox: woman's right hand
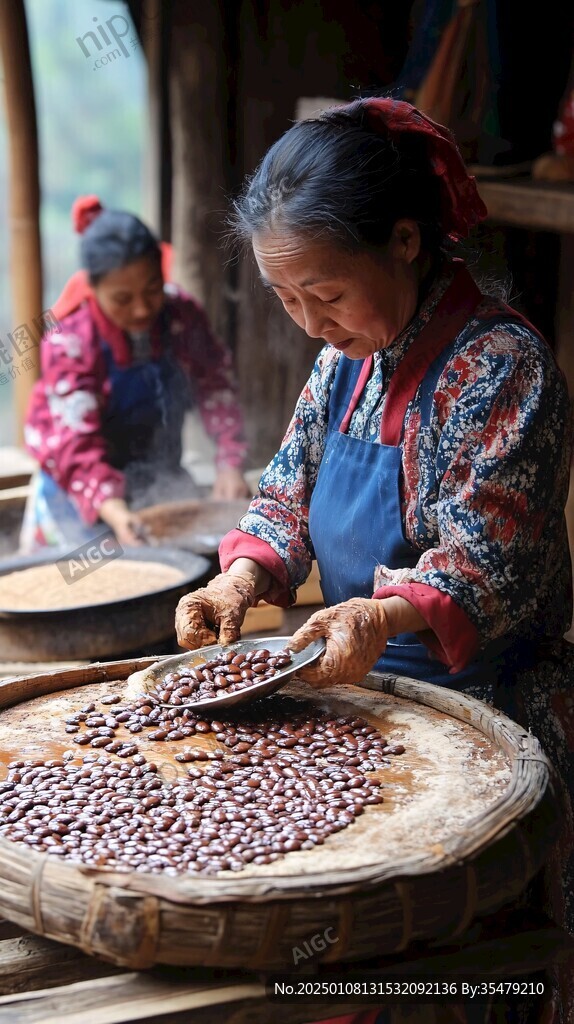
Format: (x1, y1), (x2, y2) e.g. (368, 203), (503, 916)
(175, 571), (257, 650)
(98, 498), (147, 547)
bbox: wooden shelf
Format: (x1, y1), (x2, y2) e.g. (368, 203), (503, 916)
(477, 178), (574, 234)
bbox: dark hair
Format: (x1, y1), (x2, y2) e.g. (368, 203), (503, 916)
(231, 100), (445, 257)
(80, 210), (161, 284)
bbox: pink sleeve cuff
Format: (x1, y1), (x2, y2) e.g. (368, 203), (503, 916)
(372, 581), (480, 673)
(218, 530), (296, 608)
(87, 479), (126, 525)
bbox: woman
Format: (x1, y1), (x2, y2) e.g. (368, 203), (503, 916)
(22, 196), (249, 551)
(175, 100), (574, 1021)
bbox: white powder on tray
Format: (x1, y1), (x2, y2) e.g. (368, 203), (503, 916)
(233, 682), (513, 877)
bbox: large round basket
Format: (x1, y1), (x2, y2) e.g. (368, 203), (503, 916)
(0, 660), (559, 969)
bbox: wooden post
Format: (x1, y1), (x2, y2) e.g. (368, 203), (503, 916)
(169, 0), (229, 337)
(141, 0), (171, 241)
(0, 0), (42, 444)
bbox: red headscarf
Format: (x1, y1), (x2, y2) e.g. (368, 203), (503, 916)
(71, 194), (105, 234)
(361, 98), (487, 241)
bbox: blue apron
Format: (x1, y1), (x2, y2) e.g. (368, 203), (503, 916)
(308, 266), (532, 688)
(100, 329), (191, 494)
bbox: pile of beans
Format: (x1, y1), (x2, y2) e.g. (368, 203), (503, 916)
(150, 648), (293, 705)
(0, 692), (405, 875)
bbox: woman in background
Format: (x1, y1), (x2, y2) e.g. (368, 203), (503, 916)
(22, 196), (249, 551)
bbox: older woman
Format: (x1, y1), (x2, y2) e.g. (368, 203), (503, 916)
(176, 99), (570, 689)
(175, 99), (574, 1022)
(22, 196), (249, 551)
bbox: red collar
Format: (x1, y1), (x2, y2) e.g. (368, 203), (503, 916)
(87, 294), (164, 367)
(88, 294), (131, 366)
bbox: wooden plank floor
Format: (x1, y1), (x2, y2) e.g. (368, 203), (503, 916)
(0, 918), (360, 1024)
(0, 910), (572, 1024)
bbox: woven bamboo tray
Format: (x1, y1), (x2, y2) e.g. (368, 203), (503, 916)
(0, 659), (559, 970)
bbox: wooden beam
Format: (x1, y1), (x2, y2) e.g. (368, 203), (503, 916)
(141, 0), (171, 241)
(0, 936), (120, 995)
(0, 0), (43, 444)
(0, 972), (266, 1024)
(169, 0), (229, 337)
(477, 179), (574, 233)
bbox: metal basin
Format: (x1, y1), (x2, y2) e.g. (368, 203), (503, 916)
(0, 546), (210, 661)
(137, 499), (250, 555)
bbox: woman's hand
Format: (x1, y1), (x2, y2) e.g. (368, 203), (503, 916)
(211, 467), (251, 501)
(288, 598), (390, 687)
(175, 570), (257, 650)
(98, 498), (147, 547)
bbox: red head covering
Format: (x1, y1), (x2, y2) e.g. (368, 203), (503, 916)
(361, 98), (487, 241)
(72, 195), (104, 234)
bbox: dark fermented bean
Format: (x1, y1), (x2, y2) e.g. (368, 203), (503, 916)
(116, 744), (139, 758)
(0, 686), (400, 877)
(147, 648), (294, 707)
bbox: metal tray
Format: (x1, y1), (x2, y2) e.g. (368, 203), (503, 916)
(134, 635), (326, 711)
(0, 546), (210, 661)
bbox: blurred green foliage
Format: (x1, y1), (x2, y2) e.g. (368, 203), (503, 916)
(0, 0), (145, 442)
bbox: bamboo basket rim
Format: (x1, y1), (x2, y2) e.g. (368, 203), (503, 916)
(0, 656), (555, 906)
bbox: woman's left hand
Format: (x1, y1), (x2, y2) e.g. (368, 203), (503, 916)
(211, 467), (251, 500)
(288, 598), (389, 687)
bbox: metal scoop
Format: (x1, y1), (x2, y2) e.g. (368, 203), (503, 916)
(129, 635), (326, 712)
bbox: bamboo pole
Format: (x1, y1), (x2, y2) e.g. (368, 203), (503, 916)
(0, 0), (42, 445)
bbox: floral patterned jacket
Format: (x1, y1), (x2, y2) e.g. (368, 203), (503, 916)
(220, 263), (571, 672)
(24, 287), (247, 525)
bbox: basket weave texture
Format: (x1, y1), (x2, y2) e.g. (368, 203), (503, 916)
(0, 659), (559, 969)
